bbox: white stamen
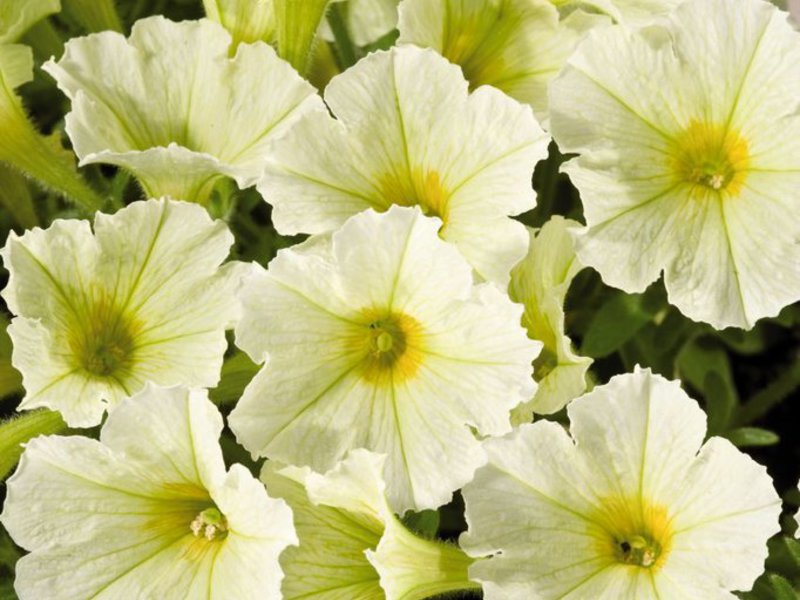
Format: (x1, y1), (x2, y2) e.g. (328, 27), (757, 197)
(204, 524), (216, 541)
(190, 516), (203, 537)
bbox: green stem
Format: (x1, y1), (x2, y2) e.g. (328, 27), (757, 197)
(0, 46), (104, 213)
(734, 359), (800, 426)
(0, 410), (67, 480)
(0, 105), (105, 213)
(327, 4), (358, 70)
(62, 0), (123, 33)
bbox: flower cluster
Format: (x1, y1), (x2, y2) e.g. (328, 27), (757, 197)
(0, 0), (797, 599)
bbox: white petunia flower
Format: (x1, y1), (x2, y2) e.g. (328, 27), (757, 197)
(1, 198), (246, 427)
(263, 449), (478, 600)
(0, 385), (297, 600)
(550, 0), (800, 329)
(397, 0), (606, 124)
(0, 0), (59, 43)
(509, 217), (591, 421)
(43, 16), (324, 203)
(230, 206), (540, 512)
(461, 367), (781, 599)
(259, 44), (549, 286)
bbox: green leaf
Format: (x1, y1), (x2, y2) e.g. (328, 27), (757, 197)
(0, 526), (21, 571)
(0, 163), (38, 229)
(401, 509), (440, 540)
(676, 337), (738, 434)
(209, 351), (260, 407)
(581, 291), (658, 358)
(326, 2), (359, 70)
(766, 536), (800, 578)
(363, 29), (399, 53)
(724, 427), (780, 448)
(219, 432), (262, 477)
(740, 573), (798, 600)
(0, 579), (17, 600)
(62, 0), (123, 33)
(736, 359), (800, 427)
(716, 326), (769, 356)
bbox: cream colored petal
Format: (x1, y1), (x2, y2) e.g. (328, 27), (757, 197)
(397, 0), (607, 123)
(208, 465), (297, 599)
(101, 385), (227, 490)
(462, 368), (778, 598)
(2, 389), (293, 600)
(510, 218), (591, 419)
(261, 454), (386, 600)
(231, 207), (537, 511)
(94, 200), (233, 322)
(551, 0), (800, 329)
(2, 199), (242, 426)
(203, 0), (276, 46)
(260, 45), (547, 284)
(367, 515), (477, 600)
(332, 206), (474, 321)
(7, 318), (125, 427)
(462, 422), (607, 600)
(664, 438), (780, 596)
(567, 368), (707, 505)
(43, 16), (324, 200)
(1, 218), (97, 322)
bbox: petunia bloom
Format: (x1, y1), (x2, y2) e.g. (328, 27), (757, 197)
(550, 0), (800, 329)
(258, 44), (549, 286)
(230, 206), (540, 512)
(263, 449), (478, 600)
(397, 0), (606, 124)
(43, 16), (324, 203)
(508, 216), (591, 421)
(1, 198), (246, 427)
(461, 367), (781, 599)
(1, 385), (297, 600)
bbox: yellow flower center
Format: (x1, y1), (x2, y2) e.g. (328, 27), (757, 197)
(378, 170), (450, 227)
(189, 507), (228, 542)
(69, 296), (140, 378)
(590, 496), (673, 570)
(354, 310), (424, 385)
(670, 120), (750, 197)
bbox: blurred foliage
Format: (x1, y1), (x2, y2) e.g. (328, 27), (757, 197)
(0, 1), (797, 599)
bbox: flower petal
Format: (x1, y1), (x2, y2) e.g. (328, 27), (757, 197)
(43, 16), (324, 201)
(260, 45), (548, 285)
